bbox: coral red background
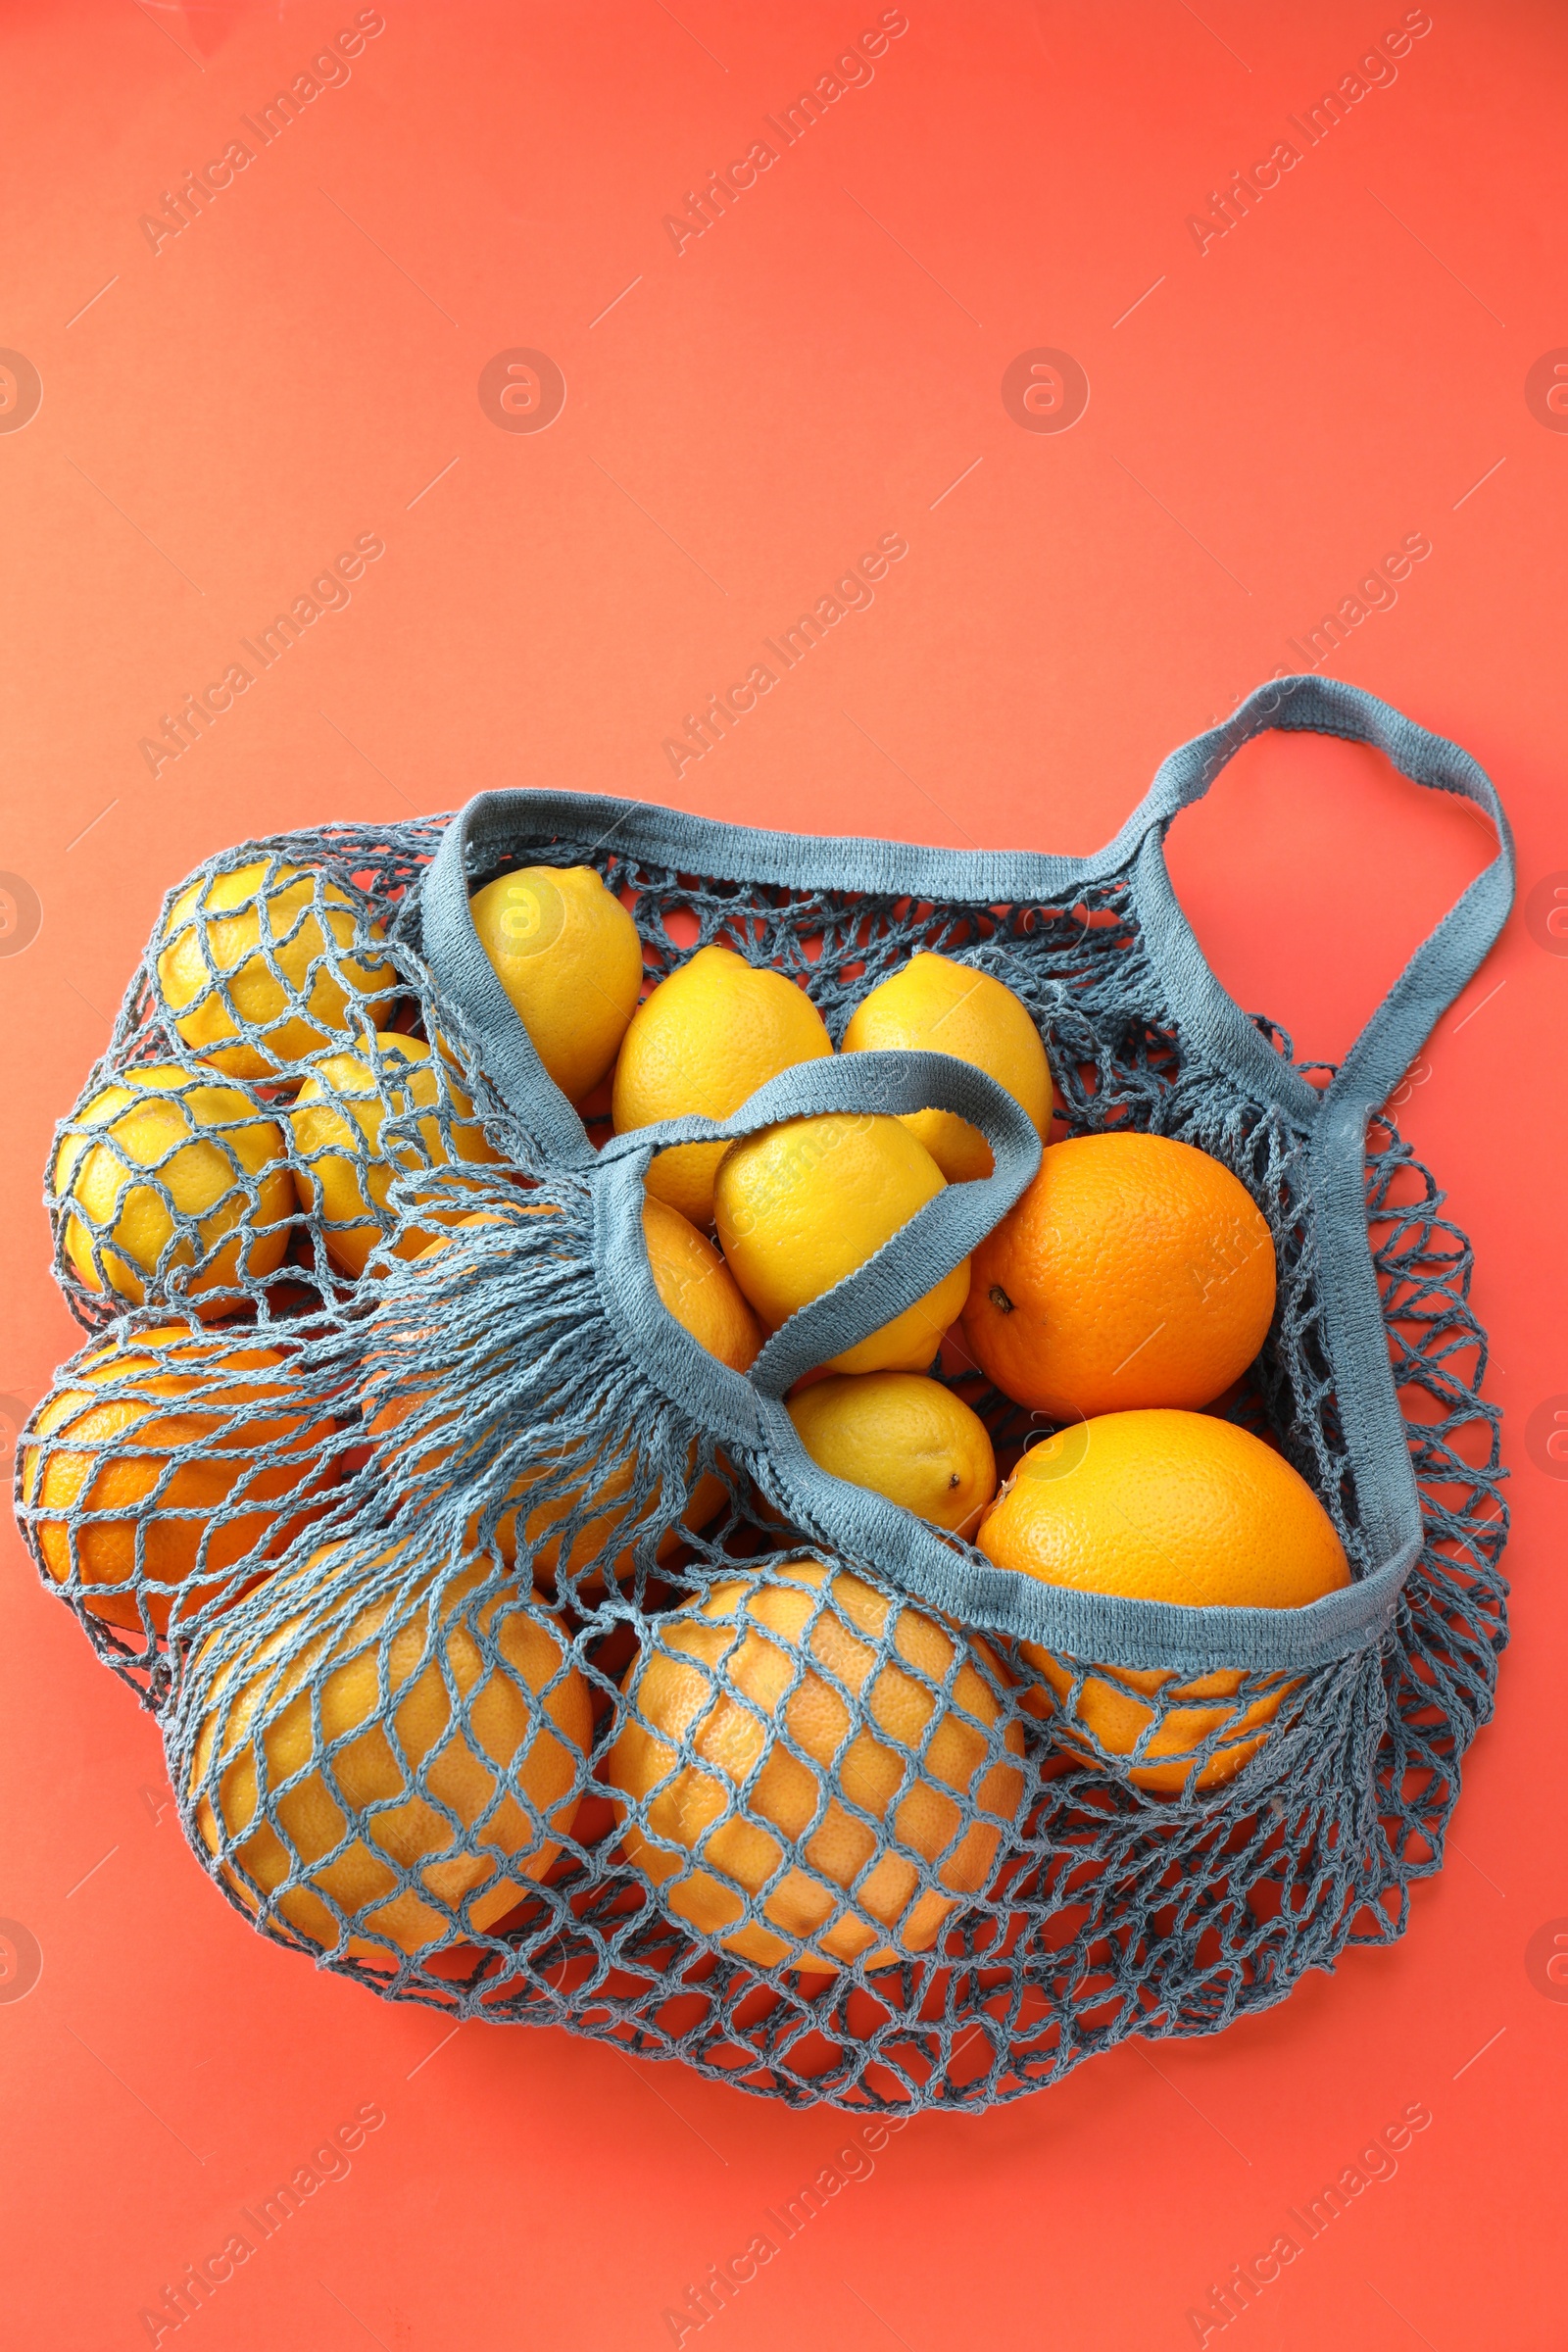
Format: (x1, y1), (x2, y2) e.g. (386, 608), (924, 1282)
(2, 4), (1564, 2347)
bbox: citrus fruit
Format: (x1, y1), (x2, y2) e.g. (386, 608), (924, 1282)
(22, 1326), (334, 1634)
(55, 1062), (293, 1316)
(612, 943), (833, 1228)
(638, 1194), (765, 1376)
(962, 1130), (1276, 1419)
(485, 1196), (760, 1583)
(468, 863), (645, 1104)
(156, 858), (393, 1078)
(287, 1034), (506, 1277)
(786, 1372), (996, 1536)
(713, 1112), (969, 1375)
(189, 1542), (592, 1958)
(975, 1409), (1349, 1791)
(366, 1198), (760, 1586)
(606, 1559), (1025, 1969)
(842, 952), (1051, 1181)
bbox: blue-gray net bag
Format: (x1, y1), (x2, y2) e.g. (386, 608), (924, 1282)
(17, 676), (1511, 2114)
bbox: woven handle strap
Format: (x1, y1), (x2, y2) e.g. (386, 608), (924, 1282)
(1126, 674), (1515, 1127)
(420, 800), (1041, 1408)
(419, 794), (603, 1168)
(597, 1049), (1041, 1400)
(422, 683), (1513, 1157)
(1127, 676), (1514, 1575)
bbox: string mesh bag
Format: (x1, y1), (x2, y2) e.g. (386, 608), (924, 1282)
(17, 676), (1512, 2115)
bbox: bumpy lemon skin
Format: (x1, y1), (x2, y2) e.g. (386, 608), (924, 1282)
(469, 864), (645, 1104)
(156, 859), (393, 1078)
(286, 1034), (505, 1278)
(843, 952), (1051, 1181)
(55, 1062), (293, 1316)
(786, 1371), (996, 1535)
(713, 1112), (970, 1375)
(612, 944), (834, 1228)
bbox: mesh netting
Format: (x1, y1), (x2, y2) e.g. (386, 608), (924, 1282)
(16, 818), (1507, 2112)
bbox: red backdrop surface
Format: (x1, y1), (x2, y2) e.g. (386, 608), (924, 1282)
(2, 5), (1564, 2348)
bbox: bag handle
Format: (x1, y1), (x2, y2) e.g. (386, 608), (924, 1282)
(418, 791), (601, 1168)
(1129, 676), (1513, 1576)
(421, 805), (1040, 1400)
(597, 1049), (1042, 1401)
(422, 684), (1512, 1162)
(1128, 674), (1515, 1126)
(594, 1046), (1423, 1670)
(413, 687), (1509, 1659)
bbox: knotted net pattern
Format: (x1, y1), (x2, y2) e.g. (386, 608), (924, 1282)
(16, 818), (1507, 2111)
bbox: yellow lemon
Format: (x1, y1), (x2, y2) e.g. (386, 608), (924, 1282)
(156, 858), (393, 1078)
(287, 1034), (506, 1277)
(842, 952), (1050, 1181)
(55, 1062), (293, 1316)
(22, 1325), (336, 1634)
(612, 943), (833, 1227)
(639, 1194), (764, 1377)
(468, 864), (645, 1104)
(713, 1112), (969, 1375)
(786, 1371), (996, 1536)
(189, 1543), (591, 1958)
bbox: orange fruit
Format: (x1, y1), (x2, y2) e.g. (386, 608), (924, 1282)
(962, 1131), (1275, 1419)
(366, 1198), (760, 1586)
(841, 952), (1051, 1181)
(606, 1559), (1025, 1970)
(156, 858), (394, 1078)
(468, 864), (645, 1104)
(54, 1062), (294, 1318)
(21, 1325), (334, 1634)
(189, 1541), (591, 1958)
(976, 1409), (1349, 1792)
(612, 943), (834, 1228)
(713, 1112), (969, 1375)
